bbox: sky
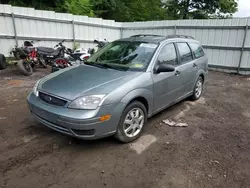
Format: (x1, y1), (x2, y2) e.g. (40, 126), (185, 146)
(234, 0), (250, 17)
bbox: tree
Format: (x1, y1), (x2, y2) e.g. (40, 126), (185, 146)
(1, 0), (238, 21)
(91, 0), (168, 22)
(0, 0), (65, 11)
(64, 0), (94, 16)
(163, 0), (238, 19)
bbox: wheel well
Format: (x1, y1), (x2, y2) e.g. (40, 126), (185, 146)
(129, 97), (149, 113)
(199, 74), (204, 82)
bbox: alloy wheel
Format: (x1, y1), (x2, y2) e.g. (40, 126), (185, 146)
(123, 108), (145, 138)
(195, 79), (203, 98)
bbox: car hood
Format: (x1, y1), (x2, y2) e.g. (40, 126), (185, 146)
(39, 65), (141, 100)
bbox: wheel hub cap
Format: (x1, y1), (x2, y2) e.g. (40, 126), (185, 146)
(195, 80), (202, 97)
(123, 108), (144, 138)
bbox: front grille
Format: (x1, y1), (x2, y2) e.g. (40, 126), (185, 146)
(39, 92), (67, 106)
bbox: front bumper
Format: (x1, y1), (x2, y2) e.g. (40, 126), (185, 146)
(27, 93), (125, 140)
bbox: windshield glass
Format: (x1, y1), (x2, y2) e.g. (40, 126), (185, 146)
(86, 41), (158, 71)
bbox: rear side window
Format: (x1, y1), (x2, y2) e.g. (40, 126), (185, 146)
(176, 43), (193, 64)
(189, 42), (205, 58)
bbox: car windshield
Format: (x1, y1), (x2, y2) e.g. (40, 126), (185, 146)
(85, 41), (158, 71)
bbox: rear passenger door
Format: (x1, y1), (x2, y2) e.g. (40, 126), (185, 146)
(175, 42), (197, 94)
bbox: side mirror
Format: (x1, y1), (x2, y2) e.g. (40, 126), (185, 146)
(155, 64), (175, 74)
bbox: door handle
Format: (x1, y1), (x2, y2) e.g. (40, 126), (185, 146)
(193, 63), (198, 68)
(175, 70), (180, 76)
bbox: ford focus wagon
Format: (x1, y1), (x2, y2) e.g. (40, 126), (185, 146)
(27, 34), (208, 143)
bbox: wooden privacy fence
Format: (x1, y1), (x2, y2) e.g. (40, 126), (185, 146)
(0, 4), (249, 75)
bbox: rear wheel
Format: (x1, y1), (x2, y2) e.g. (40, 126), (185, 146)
(191, 76), (203, 100)
(17, 60), (33, 76)
(0, 54), (7, 70)
(115, 101), (147, 143)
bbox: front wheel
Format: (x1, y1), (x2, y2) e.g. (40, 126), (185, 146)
(191, 76), (203, 100)
(17, 60), (33, 76)
(115, 101), (147, 143)
(39, 57), (47, 68)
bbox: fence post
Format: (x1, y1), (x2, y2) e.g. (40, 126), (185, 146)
(11, 13), (18, 46)
(72, 20), (75, 44)
(237, 24), (248, 74)
(120, 27), (123, 38)
(174, 25), (177, 35)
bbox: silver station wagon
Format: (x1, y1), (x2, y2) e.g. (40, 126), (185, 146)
(27, 35), (208, 142)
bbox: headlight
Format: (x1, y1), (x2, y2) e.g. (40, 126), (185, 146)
(33, 79), (41, 97)
(68, 95), (106, 110)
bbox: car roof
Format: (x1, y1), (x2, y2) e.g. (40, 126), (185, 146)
(117, 34), (198, 44)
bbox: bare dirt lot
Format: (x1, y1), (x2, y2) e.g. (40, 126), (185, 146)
(0, 66), (250, 188)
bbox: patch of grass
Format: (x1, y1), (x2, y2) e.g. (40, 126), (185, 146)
(6, 57), (17, 65)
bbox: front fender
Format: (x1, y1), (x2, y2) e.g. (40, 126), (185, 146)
(120, 88), (153, 116)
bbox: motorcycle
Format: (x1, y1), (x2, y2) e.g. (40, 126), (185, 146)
(93, 38), (109, 50)
(38, 40), (71, 65)
(71, 48), (91, 61)
(51, 42), (84, 73)
(51, 39), (109, 73)
(51, 47), (92, 73)
(12, 40), (71, 76)
(11, 40), (47, 76)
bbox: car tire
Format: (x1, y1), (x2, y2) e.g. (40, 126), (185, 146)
(191, 76), (203, 101)
(115, 101), (147, 143)
(0, 54), (7, 70)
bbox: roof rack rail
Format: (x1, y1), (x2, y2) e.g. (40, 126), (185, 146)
(166, 35), (194, 39)
(130, 34), (164, 38)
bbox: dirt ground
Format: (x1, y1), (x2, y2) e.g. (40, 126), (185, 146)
(0, 66), (249, 188)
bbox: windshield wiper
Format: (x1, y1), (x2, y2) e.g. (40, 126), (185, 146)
(85, 61), (126, 71)
(84, 61), (107, 69)
(100, 63), (126, 71)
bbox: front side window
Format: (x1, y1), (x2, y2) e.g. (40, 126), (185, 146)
(189, 42), (205, 58)
(157, 43), (177, 66)
(86, 41), (158, 72)
(176, 43), (193, 64)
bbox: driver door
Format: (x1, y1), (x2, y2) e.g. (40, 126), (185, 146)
(152, 43), (185, 112)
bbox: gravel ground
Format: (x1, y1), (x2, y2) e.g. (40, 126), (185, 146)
(0, 66), (250, 188)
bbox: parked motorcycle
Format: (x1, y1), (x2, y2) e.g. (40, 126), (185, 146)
(71, 47), (91, 61)
(11, 41), (47, 75)
(51, 39), (109, 73)
(51, 43), (85, 73)
(94, 38), (109, 50)
(12, 40), (71, 76)
(51, 47), (94, 73)
(39, 40), (72, 65)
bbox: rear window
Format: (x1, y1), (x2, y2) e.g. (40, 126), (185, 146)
(176, 43), (193, 64)
(189, 42), (205, 58)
